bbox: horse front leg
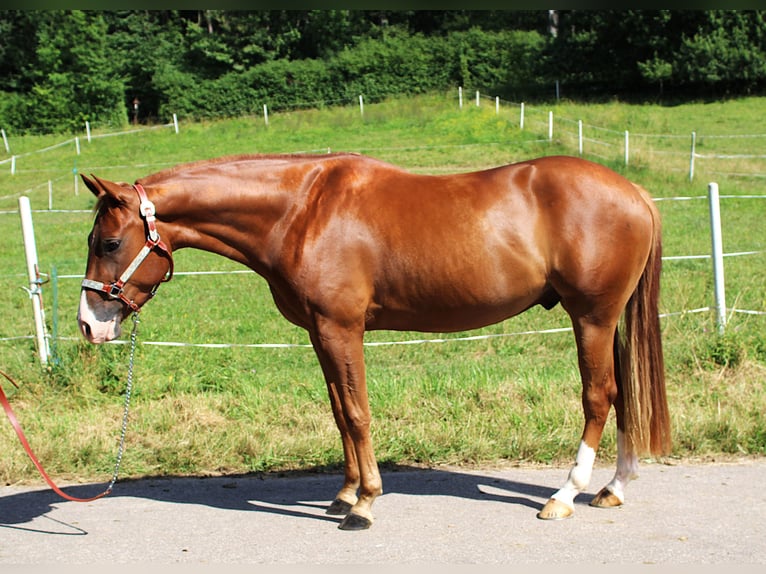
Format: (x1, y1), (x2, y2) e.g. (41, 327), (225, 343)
(310, 319), (382, 531)
(321, 372), (360, 517)
(538, 319), (618, 520)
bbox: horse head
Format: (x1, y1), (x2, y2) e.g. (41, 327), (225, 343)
(77, 175), (173, 343)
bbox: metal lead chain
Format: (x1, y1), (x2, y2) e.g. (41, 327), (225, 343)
(105, 312), (139, 493)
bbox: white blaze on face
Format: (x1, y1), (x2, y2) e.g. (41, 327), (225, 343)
(77, 290), (122, 343)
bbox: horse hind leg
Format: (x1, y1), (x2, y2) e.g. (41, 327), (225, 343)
(537, 317), (619, 520)
(590, 428), (639, 509)
(590, 371), (639, 509)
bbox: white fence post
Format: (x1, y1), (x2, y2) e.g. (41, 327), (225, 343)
(689, 131), (696, 181)
(578, 120), (583, 155)
(476, 90), (480, 106)
(18, 196), (50, 366)
(263, 104), (269, 126)
(173, 113), (179, 134)
(520, 102), (525, 129)
(459, 86), (463, 109)
(495, 96), (499, 115)
(624, 130), (630, 166)
(85, 121), (91, 143)
(548, 111), (553, 141)
(1, 128), (9, 153)
(359, 94), (364, 117)
(708, 182), (727, 334)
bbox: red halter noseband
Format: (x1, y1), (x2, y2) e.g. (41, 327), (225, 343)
(81, 184), (174, 313)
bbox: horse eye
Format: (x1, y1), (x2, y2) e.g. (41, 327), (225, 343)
(102, 239), (122, 254)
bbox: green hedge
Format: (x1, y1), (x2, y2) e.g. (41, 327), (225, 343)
(1, 28), (546, 132)
(154, 28), (546, 121)
(5, 11), (766, 135)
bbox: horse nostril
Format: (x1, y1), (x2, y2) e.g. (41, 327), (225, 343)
(80, 320), (92, 340)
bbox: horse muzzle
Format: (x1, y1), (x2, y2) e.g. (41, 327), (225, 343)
(77, 290), (123, 343)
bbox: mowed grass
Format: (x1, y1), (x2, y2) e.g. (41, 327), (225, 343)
(1, 91), (765, 485)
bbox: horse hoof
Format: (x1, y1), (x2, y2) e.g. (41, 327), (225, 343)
(537, 498), (574, 520)
(590, 487), (623, 509)
(338, 512), (373, 531)
(326, 498), (354, 516)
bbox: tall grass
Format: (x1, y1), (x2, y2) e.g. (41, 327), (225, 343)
(1, 91), (765, 484)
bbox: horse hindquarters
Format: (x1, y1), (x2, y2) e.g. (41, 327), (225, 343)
(590, 214), (671, 510)
(538, 189), (670, 519)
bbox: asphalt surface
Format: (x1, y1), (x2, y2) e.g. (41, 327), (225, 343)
(1, 459), (764, 565)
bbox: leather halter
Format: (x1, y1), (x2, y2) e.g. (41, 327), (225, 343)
(81, 184), (174, 312)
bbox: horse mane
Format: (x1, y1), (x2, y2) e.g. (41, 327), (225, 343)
(137, 152), (364, 186)
(90, 152), (373, 213)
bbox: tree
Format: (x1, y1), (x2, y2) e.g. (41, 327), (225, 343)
(546, 11), (713, 96)
(675, 11), (766, 93)
(0, 11), (38, 93)
(1, 11), (127, 133)
(4, 10), (766, 134)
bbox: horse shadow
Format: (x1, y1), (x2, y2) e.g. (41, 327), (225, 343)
(0, 464), (594, 531)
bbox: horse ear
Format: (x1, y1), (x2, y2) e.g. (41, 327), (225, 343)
(83, 175), (132, 204)
(81, 174), (104, 198)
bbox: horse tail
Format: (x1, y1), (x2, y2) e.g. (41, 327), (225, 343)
(615, 191), (671, 457)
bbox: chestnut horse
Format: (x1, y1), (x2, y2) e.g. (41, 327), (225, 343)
(77, 153), (670, 530)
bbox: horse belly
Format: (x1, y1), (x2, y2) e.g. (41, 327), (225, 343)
(369, 259), (548, 333)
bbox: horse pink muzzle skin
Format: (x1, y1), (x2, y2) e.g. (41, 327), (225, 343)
(77, 290), (123, 344)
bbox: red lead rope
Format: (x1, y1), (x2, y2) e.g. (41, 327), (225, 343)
(1, 368), (114, 502)
(3, 273), (140, 503)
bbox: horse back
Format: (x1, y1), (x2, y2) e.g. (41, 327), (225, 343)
(280, 154), (656, 331)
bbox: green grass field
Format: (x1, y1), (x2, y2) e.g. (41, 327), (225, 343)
(1, 91), (765, 484)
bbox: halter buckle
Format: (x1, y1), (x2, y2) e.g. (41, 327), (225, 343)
(107, 283), (124, 298)
(139, 198), (156, 218)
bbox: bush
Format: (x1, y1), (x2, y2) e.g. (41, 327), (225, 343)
(0, 92), (28, 133)
(245, 58), (337, 110)
(7, 26), (549, 131)
(0, 77), (128, 135)
(451, 28), (547, 96)
(151, 28), (549, 123)
(330, 28), (455, 102)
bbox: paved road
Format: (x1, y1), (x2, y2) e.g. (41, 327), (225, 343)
(1, 459), (764, 565)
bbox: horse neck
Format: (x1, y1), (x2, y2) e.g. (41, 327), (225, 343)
(150, 175), (296, 275)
